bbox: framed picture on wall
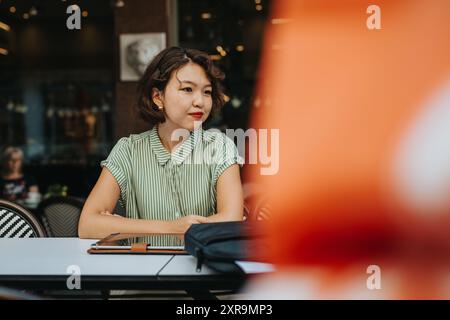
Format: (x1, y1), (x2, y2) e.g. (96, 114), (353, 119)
(119, 32), (166, 82)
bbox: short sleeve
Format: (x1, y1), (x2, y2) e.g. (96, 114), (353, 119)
(100, 137), (131, 205)
(212, 134), (244, 185)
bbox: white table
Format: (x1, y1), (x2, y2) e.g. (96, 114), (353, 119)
(0, 238), (171, 276)
(0, 238), (259, 297)
(159, 255), (218, 276)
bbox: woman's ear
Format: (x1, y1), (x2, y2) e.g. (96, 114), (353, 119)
(151, 88), (164, 110)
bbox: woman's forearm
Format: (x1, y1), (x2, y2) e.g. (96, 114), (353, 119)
(206, 211), (243, 223)
(78, 213), (174, 239)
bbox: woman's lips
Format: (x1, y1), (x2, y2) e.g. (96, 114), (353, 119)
(188, 113), (204, 119)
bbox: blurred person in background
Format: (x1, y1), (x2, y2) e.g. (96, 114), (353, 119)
(0, 146), (40, 203)
(244, 0), (450, 299)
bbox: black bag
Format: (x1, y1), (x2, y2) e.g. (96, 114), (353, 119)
(184, 221), (267, 274)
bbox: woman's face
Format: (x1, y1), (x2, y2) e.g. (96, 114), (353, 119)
(155, 62), (213, 132)
(6, 152), (22, 174)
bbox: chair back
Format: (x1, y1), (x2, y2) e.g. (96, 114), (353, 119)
(37, 196), (84, 237)
(0, 286), (42, 300)
(244, 194), (272, 221)
(251, 195), (272, 221)
(242, 183), (272, 221)
(0, 200), (46, 238)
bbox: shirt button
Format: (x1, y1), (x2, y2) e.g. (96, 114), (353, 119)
(175, 211), (181, 218)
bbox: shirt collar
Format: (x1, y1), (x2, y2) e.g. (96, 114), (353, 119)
(150, 126), (202, 166)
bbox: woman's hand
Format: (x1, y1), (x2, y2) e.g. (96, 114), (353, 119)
(172, 214), (208, 234)
(99, 210), (123, 218)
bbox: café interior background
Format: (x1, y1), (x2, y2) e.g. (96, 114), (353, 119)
(0, 0), (270, 198)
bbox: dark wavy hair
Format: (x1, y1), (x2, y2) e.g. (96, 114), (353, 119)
(136, 47), (225, 128)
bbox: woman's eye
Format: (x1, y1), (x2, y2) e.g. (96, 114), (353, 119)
(181, 87), (192, 92)
(204, 90), (212, 95)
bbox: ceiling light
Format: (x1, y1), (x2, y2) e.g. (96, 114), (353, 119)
(30, 6), (38, 16)
(209, 55), (221, 61)
(0, 21), (11, 32)
(115, 0), (125, 8)
(271, 18), (292, 25)
(201, 13), (212, 20)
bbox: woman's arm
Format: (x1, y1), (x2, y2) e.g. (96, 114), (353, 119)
(78, 168), (208, 239)
(206, 164), (244, 222)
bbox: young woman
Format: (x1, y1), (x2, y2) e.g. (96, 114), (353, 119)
(78, 47), (244, 242)
(0, 146), (39, 202)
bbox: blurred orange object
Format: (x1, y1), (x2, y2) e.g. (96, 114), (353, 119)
(246, 0), (450, 299)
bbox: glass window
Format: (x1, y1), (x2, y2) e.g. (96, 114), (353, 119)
(0, 0), (114, 197)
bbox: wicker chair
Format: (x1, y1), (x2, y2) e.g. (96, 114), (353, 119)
(0, 286), (42, 300)
(0, 200), (46, 238)
(242, 183), (272, 221)
(37, 196), (84, 237)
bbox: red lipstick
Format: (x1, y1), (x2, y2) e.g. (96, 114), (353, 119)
(188, 112), (204, 119)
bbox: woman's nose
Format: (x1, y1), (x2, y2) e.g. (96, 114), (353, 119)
(192, 91), (204, 108)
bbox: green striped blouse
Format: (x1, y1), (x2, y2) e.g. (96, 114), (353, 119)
(100, 126), (242, 246)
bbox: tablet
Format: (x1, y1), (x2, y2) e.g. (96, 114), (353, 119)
(89, 233), (186, 254)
